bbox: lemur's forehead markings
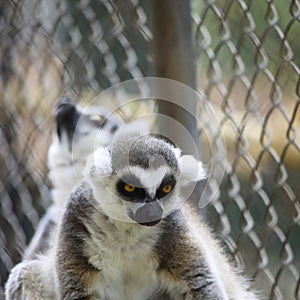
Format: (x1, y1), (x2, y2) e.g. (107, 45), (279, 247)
(128, 137), (179, 171)
(118, 172), (143, 187)
(118, 166), (174, 189)
(110, 135), (180, 174)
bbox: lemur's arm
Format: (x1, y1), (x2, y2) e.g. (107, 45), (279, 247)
(55, 191), (98, 300)
(155, 210), (229, 300)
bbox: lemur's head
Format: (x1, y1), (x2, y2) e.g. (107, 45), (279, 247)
(53, 97), (119, 157)
(85, 135), (206, 226)
(48, 97), (121, 190)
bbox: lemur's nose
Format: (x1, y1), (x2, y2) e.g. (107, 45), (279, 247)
(55, 97), (78, 123)
(54, 97), (81, 140)
(134, 200), (163, 226)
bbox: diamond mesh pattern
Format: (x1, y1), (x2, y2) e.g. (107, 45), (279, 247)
(0, 0), (299, 299)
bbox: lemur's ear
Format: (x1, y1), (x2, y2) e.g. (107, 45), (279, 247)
(179, 155), (207, 184)
(84, 147), (113, 180)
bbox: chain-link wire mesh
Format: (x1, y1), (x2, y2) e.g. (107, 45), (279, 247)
(192, 1), (300, 299)
(0, 0), (299, 299)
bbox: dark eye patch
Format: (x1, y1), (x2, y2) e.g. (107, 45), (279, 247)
(116, 174), (146, 202)
(156, 174), (176, 199)
(110, 124), (119, 133)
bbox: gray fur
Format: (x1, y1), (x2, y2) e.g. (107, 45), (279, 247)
(22, 211), (56, 260)
(110, 135), (179, 172)
(53, 136), (257, 300)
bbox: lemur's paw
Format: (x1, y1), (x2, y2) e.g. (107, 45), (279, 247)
(5, 260), (47, 300)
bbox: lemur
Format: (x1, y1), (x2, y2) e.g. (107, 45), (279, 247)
(49, 135), (256, 299)
(23, 96), (120, 260)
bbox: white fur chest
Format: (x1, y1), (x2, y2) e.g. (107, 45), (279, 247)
(84, 214), (161, 300)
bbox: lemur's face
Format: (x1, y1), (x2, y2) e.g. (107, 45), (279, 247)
(48, 97), (121, 173)
(85, 135), (206, 226)
(54, 97), (120, 158)
(114, 165), (178, 226)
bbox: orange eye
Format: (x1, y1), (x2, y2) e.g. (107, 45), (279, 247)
(124, 184), (136, 193)
(162, 184), (173, 194)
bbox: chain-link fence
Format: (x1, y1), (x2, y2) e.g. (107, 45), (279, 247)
(1, 0), (299, 299)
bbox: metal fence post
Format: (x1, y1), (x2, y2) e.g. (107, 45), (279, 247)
(150, 0), (202, 208)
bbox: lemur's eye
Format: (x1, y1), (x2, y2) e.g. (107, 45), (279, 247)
(162, 184), (173, 194)
(90, 114), (104, 122)
(90, 114), (108, 128)
(124, 184), (136, 193)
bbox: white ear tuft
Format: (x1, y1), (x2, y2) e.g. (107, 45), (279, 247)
(83, 147), (112, 180)
(173, 147), (182, 159)
(179, 155), (207, 183)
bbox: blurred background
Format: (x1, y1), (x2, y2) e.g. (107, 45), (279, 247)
(0, 0), (299, 299)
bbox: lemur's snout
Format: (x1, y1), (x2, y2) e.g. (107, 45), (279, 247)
(55, 97), (81, 141)
(132, 200), (163, 226)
